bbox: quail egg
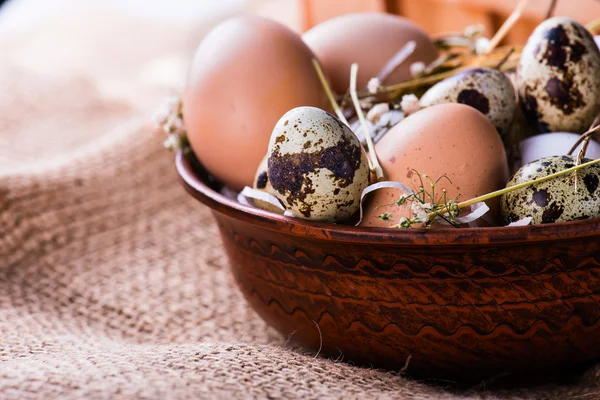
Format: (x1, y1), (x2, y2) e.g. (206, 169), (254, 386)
(267, 106), (370, 222)
(501, 155), (600, 224)
(419, 67), (516, 138)
(517, 17), (600, 133)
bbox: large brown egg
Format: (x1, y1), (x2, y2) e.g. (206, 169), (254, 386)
(302, 12), (437, 94)
(183, 16), (329, 191)
(360, 104), (509, 228)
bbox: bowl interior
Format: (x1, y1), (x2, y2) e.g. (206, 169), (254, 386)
(175, 151), (600, 246)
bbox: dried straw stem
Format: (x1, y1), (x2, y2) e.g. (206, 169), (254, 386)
(349, 63), (383, 180)
(311, 59), (349, 126)
(486, 0), (530, 54)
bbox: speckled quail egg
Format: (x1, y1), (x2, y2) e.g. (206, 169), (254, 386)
(267, 106), (370, 222)
(501, 155), (600, 225)
(517, 17), (600, 133)
(251, 154), (285, 214)
(419, 67), (516, 138)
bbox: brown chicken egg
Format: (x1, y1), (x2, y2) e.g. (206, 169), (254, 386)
(183, 16), (329, 191)
(302, 12), (437, 94)
(360, 103), (509, 228)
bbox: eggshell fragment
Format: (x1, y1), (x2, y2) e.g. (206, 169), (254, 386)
(303, 12), (437, 94)
(517, 17), (600, 133)
(267, 107), (370, 222)
(360, 104), (509, 228)
(183, 16), (329, 191)
(520, 132), (600, 165)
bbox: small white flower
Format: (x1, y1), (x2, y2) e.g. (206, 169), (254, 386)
(410, 62), (426, 78)
(163, 134), (181, 151)
(411, 201), (431, 223)
(475, 37), (490, 55)
(464, 24), (485, 38)
(400, 94), (421, 115)
(153, 96), (184, 132)
(366, 103), (390, 123)
(367, 77), (381, 94)
(153, 107), (170, 128)
(167, 114), (185, 134)
(377, 110), (403, 128)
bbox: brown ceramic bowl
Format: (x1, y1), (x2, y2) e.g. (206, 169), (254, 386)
(176, 150), (600, 380)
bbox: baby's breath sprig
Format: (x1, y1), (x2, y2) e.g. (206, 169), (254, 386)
(384, 170), (461, 229)
(383, 158), (600, 229)
(430, 158), (600, 226)
(153, 95), (190, 153)
(378, 212), (393, 221)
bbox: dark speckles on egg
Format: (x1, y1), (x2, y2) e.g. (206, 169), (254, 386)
(544, 76), (584, 115)
(501, 155), (600, 225)
(540, 24), (569, 68)
(541, 202), (564, 223)
(256, 172), (268, 189)
(584, 174), (599, 195)
(532, 188), (550, 207)
(457, 89), (490, 115)
(570, 41), (587, 63)
(275, 135), (286, 144)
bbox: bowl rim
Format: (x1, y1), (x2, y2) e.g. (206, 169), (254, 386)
(176, 150), (600, 246)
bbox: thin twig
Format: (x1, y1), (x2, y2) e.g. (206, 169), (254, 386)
(495, 47), (515, 69)
(433, 158), (600, 219)
(283, 330), (297, 347)
(567, 120), (600, 155)
(587, 18), (600, 33)
(400, 355), (412, 374)
(312, 320), (322, 359)
(545, 0), (558, 19)
(350, 63), (384, 180)
(312, 59), (350, 126)
(373, 47), (521, 100)
(486, 0), (530, 54)
(377, 41), (416, 82)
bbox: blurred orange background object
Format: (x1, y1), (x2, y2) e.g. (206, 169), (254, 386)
(297, 0), (600, 42)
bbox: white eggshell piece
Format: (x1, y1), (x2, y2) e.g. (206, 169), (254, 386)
(520, 132), (600, 165)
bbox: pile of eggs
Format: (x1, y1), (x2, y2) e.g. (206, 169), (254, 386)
(181, 12), (600, 228)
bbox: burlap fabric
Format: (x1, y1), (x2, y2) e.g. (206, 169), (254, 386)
(2, 7), (600, 400)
